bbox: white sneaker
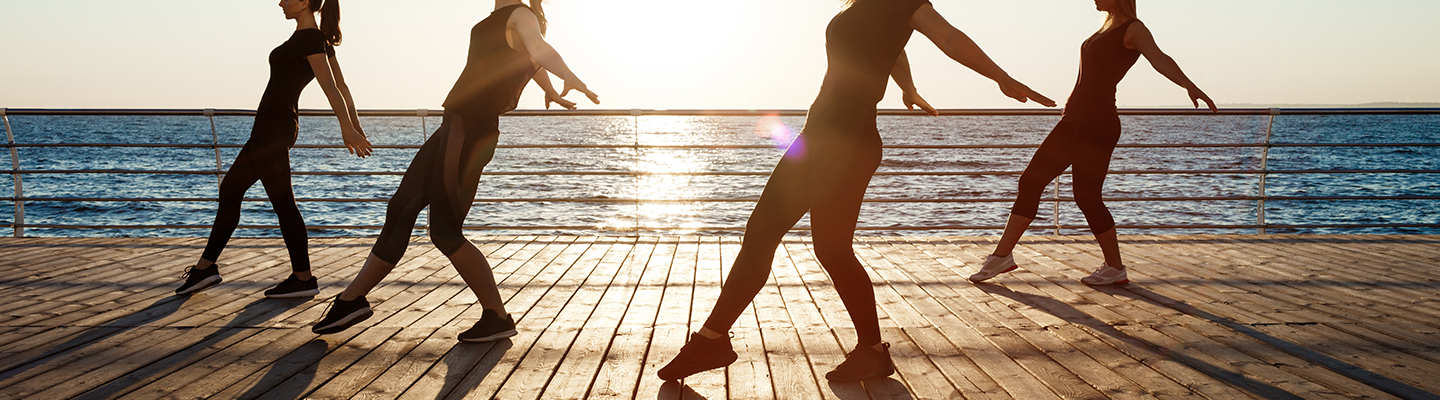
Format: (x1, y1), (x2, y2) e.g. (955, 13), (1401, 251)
(969, 254), (1018, 282)
(1081, 263), (1129, 285)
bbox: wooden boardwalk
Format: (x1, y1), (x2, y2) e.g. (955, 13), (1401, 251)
(1, 235), (1439, 400)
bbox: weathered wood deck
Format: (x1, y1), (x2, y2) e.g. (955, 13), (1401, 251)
(1, 235), (1438, 399)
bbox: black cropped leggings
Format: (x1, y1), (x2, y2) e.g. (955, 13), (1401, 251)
(702, 128), (885, 347)
(371, 114), (498, 264)
(1012, 118), (1123, 233)
(202, 135), (309, 272)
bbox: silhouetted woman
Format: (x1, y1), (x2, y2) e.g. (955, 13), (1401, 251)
(659, 0), (1054, 382)
(177, 0), (372, 297)
(312, 0), (598, 342)
(970, 0), (1215, 285)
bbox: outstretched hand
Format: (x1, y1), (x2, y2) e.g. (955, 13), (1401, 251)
(561, 80), (601, 105)
(903, 91), (939, 116)
(341, 126), (372, 158)
(1190, 87), (1217, 113)
(546, 91), (577, 110)
(998, 79), (1057, 107)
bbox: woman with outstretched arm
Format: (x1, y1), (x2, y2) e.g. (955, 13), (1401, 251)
(176, 0), (372, 297)
(658, 0), (1054, 382)
(969, 0), (1216, 285)
(311, 0), (598, 343)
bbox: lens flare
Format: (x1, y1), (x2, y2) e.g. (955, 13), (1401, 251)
(753, 114), (803, 158)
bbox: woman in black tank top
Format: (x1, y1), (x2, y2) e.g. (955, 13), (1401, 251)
(660, 0), (1055, 383)
(970, 0), (1216, 286)
(176, 0), (372, 298)
(313, 0), (599, 343)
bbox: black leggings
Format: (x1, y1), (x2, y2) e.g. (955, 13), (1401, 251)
(371, 114), (498, 264)
(702, 129), (885, 347)
(1012, 118), (1123, 233)
(202, 137), (309, 272)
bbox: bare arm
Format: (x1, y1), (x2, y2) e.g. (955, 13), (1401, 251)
(532, 67), (576, 110)
(307, 53), (372, 157)
(510, 9), (599, 104)
(909, 4), (1055, 107)
(890, 50), (937, 115)
(327, 55), (367, 137)
(1125, 22), (1216, 112)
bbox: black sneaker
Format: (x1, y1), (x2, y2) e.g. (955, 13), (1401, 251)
(312, 296), (373, 334)
(825, 342), (895, 382)
(176, 265), (223, 295)
(264, 273), (320, 298)
(657, 331), (737, 381)
(458, 308), (518, 343)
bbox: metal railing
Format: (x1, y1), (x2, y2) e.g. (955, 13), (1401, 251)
(2, 107), (1438, 236)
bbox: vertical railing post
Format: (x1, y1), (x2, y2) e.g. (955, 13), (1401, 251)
(2, 108), (23, 237)
(1052, 178), (1062, 235)
(205, 108), (223, 187)
(631, 108), (642, 237)
(419, 109), (431, 235)
(1258, 108), (1279, 234)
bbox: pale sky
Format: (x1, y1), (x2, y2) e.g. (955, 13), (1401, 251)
(2, 0), (1438, 110)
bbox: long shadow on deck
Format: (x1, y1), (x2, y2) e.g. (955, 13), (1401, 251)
(69, 296), (314, 399)
(0, 296), (189, 382)
(1105, 285), (1440, 400)
(976, 283), (1307, 399)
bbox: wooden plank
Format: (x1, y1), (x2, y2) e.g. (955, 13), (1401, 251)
(720, 235), (777, 400)
(560, 236), (660, 400)
(777, 238), (871, 400)
(537, 238), (643, 399)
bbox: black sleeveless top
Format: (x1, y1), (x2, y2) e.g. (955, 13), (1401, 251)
(442, 4), (541, 126)
(806, 0), (931, 133)
(1063, 19), (1142, 120)
(253, 29), (335, 136)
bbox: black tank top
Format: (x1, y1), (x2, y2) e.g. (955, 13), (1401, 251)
(806, 0), (931, 133)
(1063, 19), (1142, 120)
(253, 29), (335, 136)
(442, 4), (540, 126)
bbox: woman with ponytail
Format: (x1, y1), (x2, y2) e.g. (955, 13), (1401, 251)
(175, 0), (372, 297)
(313, 0), (598, 343)
(970, 0), (1215, 285)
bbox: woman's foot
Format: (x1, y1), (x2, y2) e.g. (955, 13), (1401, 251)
(1081, 263), (1129, 285)
(176, 265), (223, 295)
(825, 342), (894, 382)
(657, 331), (737, 381)
(458, 309), (518, 343)
(312, 296), (373, 334)
(968, 254), (1018, 282)
(264, 273), (319, 298)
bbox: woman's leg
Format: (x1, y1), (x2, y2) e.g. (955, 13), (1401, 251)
(341, 119), (452, 300)
(253, 150), (311, 276)
(428, 118), (505, 314)
(700, 136), (816, 334)
(198, 146), (264, 268)
(1070, 119), (1124, 268)
(994, 121), (1078, 257)
(806, 134), (883, 347)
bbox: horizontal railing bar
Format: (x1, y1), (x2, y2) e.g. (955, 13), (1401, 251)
(9, 195), (1437, 204)
(6, 142), (1438, 150)
(5, 107), (1440, 117)
(12, 223), (1437, 231)
(7, 169), (1438, 176)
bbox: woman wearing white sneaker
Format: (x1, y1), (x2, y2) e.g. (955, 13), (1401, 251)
(970, 0), (1215, 285)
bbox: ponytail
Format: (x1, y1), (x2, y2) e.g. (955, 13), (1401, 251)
(529, 0), (547, 36)
(312, 0), (342, 46)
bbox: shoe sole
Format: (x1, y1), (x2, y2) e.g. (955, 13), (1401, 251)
(176, 276), (223, 295)
(458, 329), (518, 343)
(313, 308), (373, 334)
(265, 288), (320, 299)
(657, 352), (739, 381)
(968, 265), (1018, 282)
